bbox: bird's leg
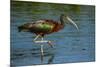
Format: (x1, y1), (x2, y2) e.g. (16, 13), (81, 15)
(33, 35), (47, 43)
(41, 37), (53, 48)
(40, 37), (48, 43)
(33, 35), (41, 41)
(40, 45), (44, 56)
(40, 45), (44, 63)
(33, 35), (48, 42)
(33, 35), (53, 48)
(33, 35), (45, 43)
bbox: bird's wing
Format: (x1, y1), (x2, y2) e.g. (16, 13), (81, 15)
(30, 20), (55, 33)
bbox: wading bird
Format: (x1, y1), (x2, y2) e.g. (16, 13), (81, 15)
(18, 14), (79, 57)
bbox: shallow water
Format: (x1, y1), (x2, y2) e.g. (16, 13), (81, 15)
(10, 1), (95, 66)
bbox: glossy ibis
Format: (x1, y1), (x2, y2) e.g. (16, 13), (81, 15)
(18, 14), (79, 59)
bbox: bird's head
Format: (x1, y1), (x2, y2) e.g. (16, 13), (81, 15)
(60, 14), (68, 20)
(18, 23), (32, 32)
(60, 14), (79, 31)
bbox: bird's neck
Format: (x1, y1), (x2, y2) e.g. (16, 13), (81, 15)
(60, 16), (65, 26)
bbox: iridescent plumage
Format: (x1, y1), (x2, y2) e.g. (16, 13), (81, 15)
(18, 14), (79, 46)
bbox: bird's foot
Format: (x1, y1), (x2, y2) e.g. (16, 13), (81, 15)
(47, 41), (53, 48)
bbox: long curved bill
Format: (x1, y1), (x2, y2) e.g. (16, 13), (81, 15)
(66, 16), (79, 31)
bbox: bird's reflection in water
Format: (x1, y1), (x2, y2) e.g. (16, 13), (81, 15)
(32, 43), (55, 64)
(11, 45), (55, 65)
(47, 54), (55, 64)
(40, 51), (55, 64)
(31, 42), (55, 64)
